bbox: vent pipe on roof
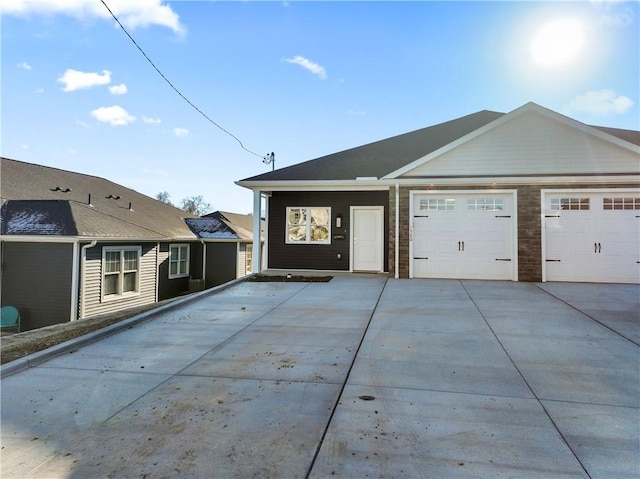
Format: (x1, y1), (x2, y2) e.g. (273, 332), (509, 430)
(128, 202), (133, 211)
(88, 194), (93, 206)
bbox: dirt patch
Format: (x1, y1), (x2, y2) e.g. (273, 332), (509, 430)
(246, 275), (333, 283)
(0, 298), (181, 365)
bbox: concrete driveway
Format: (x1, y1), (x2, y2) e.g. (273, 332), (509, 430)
(1, 275), (638, 478)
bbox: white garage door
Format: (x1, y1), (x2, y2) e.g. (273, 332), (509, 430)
(544, 190), (640, 284)
(411, 192), (516, 280)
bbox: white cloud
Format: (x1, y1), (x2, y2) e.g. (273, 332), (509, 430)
(173, 127), (189, 138)
(109, 83), (127, 95)
(284, 55), (327, 79)
(17, 61), (32, 70)
(90, 105), (135, 125)
(565, 90), (634, 116)
(142, 116), (162, 124)
(58, 69), (111, 92)
(599, 7), (635, 27)
(1, 0), (185, 35)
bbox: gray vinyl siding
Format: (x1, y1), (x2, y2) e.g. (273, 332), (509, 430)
(268, 191), (390, 271)
(205, 243), (237, 288)
(82, 243), (157, 318)
(0, 242), (74, 331)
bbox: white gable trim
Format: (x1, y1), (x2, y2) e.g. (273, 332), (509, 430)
(383, 102), (639, 180)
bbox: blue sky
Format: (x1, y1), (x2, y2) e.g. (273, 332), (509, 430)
(2, 1), (638, 214)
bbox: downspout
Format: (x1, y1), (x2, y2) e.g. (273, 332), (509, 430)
(395, 182), (400, 279)
(70, 242), (80, 321)
(155, 242), (159, 303)
(200, 239), (207, 287)
(79, 240), (97, 320)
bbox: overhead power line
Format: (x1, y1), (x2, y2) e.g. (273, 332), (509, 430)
(99, 0), (266, 159)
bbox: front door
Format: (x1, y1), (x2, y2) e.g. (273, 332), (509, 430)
(351, 206), (384, 272)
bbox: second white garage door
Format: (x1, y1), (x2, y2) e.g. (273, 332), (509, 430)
(543, 189), (640, 284)
(411, 191), (516, 280)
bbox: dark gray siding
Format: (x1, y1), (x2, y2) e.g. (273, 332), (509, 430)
(268, 191), (389, 271)
(1, 242), (73, 331)
(205, 243), (237, 288)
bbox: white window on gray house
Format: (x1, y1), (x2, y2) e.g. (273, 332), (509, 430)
(286, 207), (331, 244)
(245, 243), (253, 273)
(169, 244), (189, 278)
(102, 246), (141, 299)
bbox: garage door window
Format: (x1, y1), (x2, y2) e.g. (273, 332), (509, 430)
(420, 199), (455, 211)
(603, 197), (640, 210)
(551, 198), (590, 210)
(467, 198), (504, 211)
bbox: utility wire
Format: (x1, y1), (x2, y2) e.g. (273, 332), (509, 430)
(99, 0), (264, 159)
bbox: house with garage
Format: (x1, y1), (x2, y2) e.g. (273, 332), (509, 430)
(237, 102), (640, 284)
(0, 158), (262, 332)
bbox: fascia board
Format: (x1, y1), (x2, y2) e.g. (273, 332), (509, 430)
(0, 235), (199, 242)
(392, 174), (640, 186)
(235, 180), (392, 191)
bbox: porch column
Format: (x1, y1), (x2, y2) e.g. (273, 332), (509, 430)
(252, 189), (262, 273)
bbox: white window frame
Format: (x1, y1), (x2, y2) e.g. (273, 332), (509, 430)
(102, 246), (142, 301)
(286, 207), (332, 244)
(169, 244), (190, 279)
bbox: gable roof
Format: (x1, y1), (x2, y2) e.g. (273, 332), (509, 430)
(237, 103), (639, 186)
(1, 157), (198, 239)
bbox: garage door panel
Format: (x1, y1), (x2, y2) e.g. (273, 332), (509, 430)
(544, 191), (640, 284)
(412, 192), (515, 280)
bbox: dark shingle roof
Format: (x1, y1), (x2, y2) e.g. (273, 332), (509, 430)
(1, 158), (198, 239)
(239, 108), (639, 183)
(240, 110), (505, 182)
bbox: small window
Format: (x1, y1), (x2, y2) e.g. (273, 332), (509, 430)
(169, 244), (189, 278)
(603, 197), (640, 210)
(102, 246), (141, 299)
(550, 198), (590, 210)
(467, 198), (504, 211)
(286, 207), (331, 244)
(419, 199), (455, 211)
(245, 243), (253, 274)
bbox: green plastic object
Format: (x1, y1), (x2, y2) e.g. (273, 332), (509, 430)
(0, 306), (20, 331)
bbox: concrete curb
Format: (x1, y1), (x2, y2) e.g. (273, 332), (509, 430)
(0, 276), (249, 379)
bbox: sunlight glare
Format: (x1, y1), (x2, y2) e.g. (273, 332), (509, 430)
(530, 18), (586, 68)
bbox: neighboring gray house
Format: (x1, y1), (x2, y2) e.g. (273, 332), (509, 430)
(186, 211), (265, 286)
(0, 158), (261, 331)
(237, 102), (640, 284)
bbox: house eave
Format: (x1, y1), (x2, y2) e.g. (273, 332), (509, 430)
(393, 173), (640, 186)
(235, 179), (392, 192)
(0, 234), (200, 243)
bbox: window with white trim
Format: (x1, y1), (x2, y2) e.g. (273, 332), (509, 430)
(169, 244), (189, 278)
(103, 246), (141, 299)
(550, 198), (590, 210)
(286, 207), (331, 244)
